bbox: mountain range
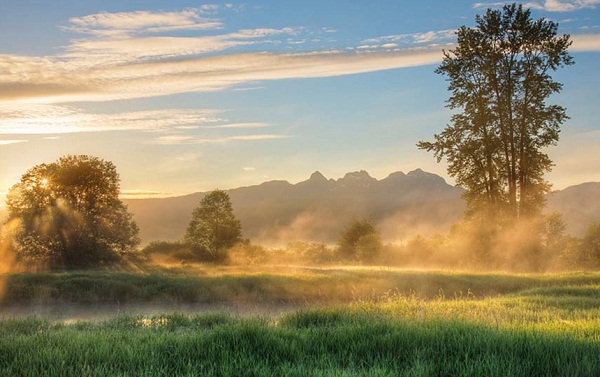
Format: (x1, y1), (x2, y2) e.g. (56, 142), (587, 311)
(124, 169), (466, 246)
(123, 169), (600, 246)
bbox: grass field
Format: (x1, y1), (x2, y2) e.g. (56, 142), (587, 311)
(0, 267), (599, 376)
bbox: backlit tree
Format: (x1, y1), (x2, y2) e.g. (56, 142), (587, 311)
(418, 4), (573, 220)
(5, 155), (139, 269)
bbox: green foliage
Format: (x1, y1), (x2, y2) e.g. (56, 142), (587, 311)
(141, 241), (197, 264)
(561, 222), (600, 270)
(4, 155), (139, 269)
(418, 4), (573, 220)
(184, 190), (242, 261)
(581, 222), (600, 268)
(337, 219), (382, 262)
(227, 242), (269, 265)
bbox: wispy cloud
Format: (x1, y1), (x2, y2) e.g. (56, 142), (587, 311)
(63, 27), (298, 66)
(119, 189), (173, 198)
(412, 30), (456, 44)
(571, 33), (600, 51)
(148, 133), (290, 145)
(361, 30), (455, 47)
(0, 45), (448, 104)
(0, 105), (222, 134)
(207, 122), (271, 129)
(0, 140), (27, 146)
(2, 7), (598, 109)
(474, 0), (600, 12)
(63, 8), (223, 37)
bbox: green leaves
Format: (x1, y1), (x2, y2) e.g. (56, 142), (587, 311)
(419, 3), (573, 220)
(5, 155), (139, 269)
(184, 190), (242, 259)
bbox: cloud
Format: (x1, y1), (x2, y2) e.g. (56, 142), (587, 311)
(0, 105), (223, 134)
(0, 101), (285, 144)
(0, 46), (449, 104)
(119, 190), (175, 199)
(232, 86), (265, 91)
(0, 140), (27, 146)
(148, 133), (290, 145)
(228, 134), (290, 141)
(0, 8), (463, 105)
(361, 30), (455, 46)
(5, 7), (595, 109)
(412, 30), (456, 44)
(207, 122), (271, 129)
(571, 33), (600, 51)
(243, 167), (256, 171)
(63, 27), (298, 64)
(64, 9), (223, 37)
(474, 0), (600, 12)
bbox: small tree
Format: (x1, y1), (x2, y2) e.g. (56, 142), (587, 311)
(337, 219), (382, 262)
(578, 222), (600, 269)
(184, 190), (242, 260)
(5, 155), (139, 269)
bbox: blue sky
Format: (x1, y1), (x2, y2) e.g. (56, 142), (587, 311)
(0, 0), (599, 202)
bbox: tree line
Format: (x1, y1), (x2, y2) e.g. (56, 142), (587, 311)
(1, 3), (598, 271)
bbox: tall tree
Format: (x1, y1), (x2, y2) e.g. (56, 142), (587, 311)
(418, 4), (573, 220)
(5, 155), (139, 269)
(184, 190), (242, 259)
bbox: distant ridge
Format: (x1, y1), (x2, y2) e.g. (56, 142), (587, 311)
(124, 169), (466, 245)
(123, 172), (600, 245)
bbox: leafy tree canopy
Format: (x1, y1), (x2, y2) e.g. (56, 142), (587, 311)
(5, 155), (139, 269)
(337, 219), (382, 262)
(418, 3), (573, 221)
(184, 190), (242, 259)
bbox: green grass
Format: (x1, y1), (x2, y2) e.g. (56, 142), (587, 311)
(0, 267), (599, 375)
(3, 266), (600, 305)
(0, 295), (599, 376)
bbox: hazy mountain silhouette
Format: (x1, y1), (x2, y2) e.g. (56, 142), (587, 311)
(123, 172), (600, 245)
(1, 171), (598, 246)
(124, 169), (467, 245)
(546, 182), (600, 236)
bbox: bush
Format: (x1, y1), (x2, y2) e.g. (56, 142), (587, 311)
(142, 241), (196, 264)
(560, 222), (600, 270)
(227, 242), (268, 265)
(337, 219), (382, 262)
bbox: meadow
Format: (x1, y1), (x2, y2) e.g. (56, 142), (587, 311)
(1, 266), (599, 376)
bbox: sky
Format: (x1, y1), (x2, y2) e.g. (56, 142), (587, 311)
(0, 0), (599, 203)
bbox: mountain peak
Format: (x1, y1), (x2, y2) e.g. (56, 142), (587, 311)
(336, 170), (377, 189)
(309, 171), (327, 182)
(340, 170), (374, 181)
(408, 168), (443, 180)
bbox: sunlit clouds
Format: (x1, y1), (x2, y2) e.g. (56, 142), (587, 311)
(0, 2), (599, 203)
(361, 30), (457, 47)
(0, 48), (450, 104)
(474, 0), (600, 12)
(0, 6), (459, 106)
(1, 6), (598, 129)
(63, 8), (224, 37)
(0, 105), (288, 144)
(571, 34), (600, 51)
(0, 140), (27, 146)
(0, 105), (222, 134)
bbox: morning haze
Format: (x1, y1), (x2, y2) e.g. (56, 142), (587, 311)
(1, 1), (600, 375)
